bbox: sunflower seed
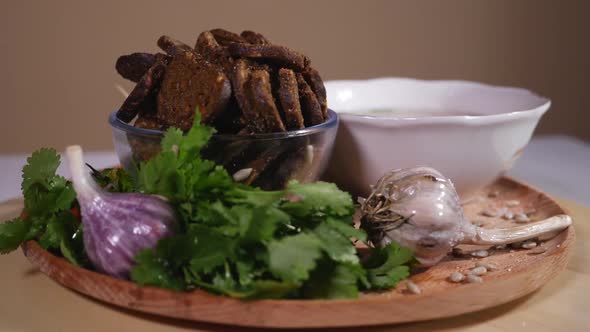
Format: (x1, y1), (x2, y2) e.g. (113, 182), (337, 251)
(466, 274), (483, 283)
(527, 246), (547, 255)
(475, 262), (496, 270)
(505, 200), (520, 207)
(232, 168), (253, 182)
(515, 213), (530, 223)
(470, 266), (488, 275)
(305, 144), (314, 164)
(449, 271), (465, 283)
(522, 241), (537, 249)
(481, 209), (499, 217)
(471, 249), (489, 258)
(406, 280), (421, 294)
(502, 211), (515, 220)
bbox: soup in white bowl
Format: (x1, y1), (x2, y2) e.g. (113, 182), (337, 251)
(324, 77), (550, 198)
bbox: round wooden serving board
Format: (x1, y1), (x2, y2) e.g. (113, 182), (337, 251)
(21, 177), (574, 328)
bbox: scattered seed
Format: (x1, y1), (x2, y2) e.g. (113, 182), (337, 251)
(466, 274), (483, 283)
(515, 213), (530, 223)
(488, 191), (499, 198)
(475, 262), (496, 270)
(232, 168), (253, 182)
(481, 209), (499, 217)
(522, 241), (537, 249)
(305, 144), (314, 164)
(494, 244), (507, 250)
(527, 246), (548, 255)
(502, 211), (515, 220)
(507, 268), (512, 272)
(471, 249), (489, 258)
(525, 208), (537, 216)
(505, 200), (520, 207)
(406, 280), (421, 294)
(509, 249), (515, 253)
(461, 196), (484, 206)
(556, 244), (561, 248)
(470, 266), (488, 276)
(449, 271), (465, 283)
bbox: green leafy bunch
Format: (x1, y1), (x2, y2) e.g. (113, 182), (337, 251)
(0, 149), (86, 265)
(129, 113), (414, 298)
(0, 112), (414, 299)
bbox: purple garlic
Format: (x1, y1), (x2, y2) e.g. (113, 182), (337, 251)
(360, 167), (571, 266)
(66, 145), (176, 278)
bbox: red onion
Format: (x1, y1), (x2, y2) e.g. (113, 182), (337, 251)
(66, 145), (176, 278)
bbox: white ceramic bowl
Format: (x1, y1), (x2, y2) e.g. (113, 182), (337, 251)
(324, 77), (550, 198)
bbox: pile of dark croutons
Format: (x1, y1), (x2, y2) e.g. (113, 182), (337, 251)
(116, 29), (328, 134)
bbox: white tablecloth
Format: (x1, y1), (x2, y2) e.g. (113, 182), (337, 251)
(1, 135), (588, 206)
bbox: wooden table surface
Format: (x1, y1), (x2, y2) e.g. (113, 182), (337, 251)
(0, 197), (588, 332)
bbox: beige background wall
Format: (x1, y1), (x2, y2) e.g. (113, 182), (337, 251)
(1, 0), (588, 153)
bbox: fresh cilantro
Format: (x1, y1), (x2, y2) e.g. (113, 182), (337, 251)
(21, 148), (61, 193)
(131, 249), (186, 291)
(363, 243), (414, 290)
(303, 261), (364, 299)
(0, 148), (84, 267)
(89, 166), (135, 193)
(313, 222), (359, 264)
(282, 181), (354, 217)
(128, 110), (415, 298)
(3, 109), (415, 299)
(0, 218), (31, 254)
(268, 233), (323, 283)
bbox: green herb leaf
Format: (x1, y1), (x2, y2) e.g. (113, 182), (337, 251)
(303, 261), (364, 299)
(282, 181), (354, 217)
(313, 222), (359, 264)
(268, 233), (323, 283)
(325, 217), (368, 243)
(188, 225), (236, 274)
(21, 148), (61, 193)
(131, 249), (186, 291)
(0, 218), (31, 254)
(364, 243), (414, 290)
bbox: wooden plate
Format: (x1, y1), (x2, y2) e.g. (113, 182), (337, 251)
(21, 177), (574, 328)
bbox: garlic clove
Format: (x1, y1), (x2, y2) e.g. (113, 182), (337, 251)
(66, 145), (177, 278)
(360, 166), (573, 267)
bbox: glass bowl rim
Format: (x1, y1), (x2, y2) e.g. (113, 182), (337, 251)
(109, 109), (338, 140)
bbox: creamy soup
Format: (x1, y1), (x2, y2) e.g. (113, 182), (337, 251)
(347, 109), (482, 117)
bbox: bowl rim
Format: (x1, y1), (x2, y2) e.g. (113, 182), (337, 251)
(109, 109), (338, 139)
(325, 77), (551, 126)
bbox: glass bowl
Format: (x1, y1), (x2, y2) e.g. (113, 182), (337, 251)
(108, 110), (339, 190)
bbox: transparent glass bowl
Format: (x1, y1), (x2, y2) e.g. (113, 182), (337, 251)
(109, 110), (339, 190)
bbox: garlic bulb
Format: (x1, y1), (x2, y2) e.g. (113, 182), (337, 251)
(66, 145), (176, 278)
(360, 167), (571, 266)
